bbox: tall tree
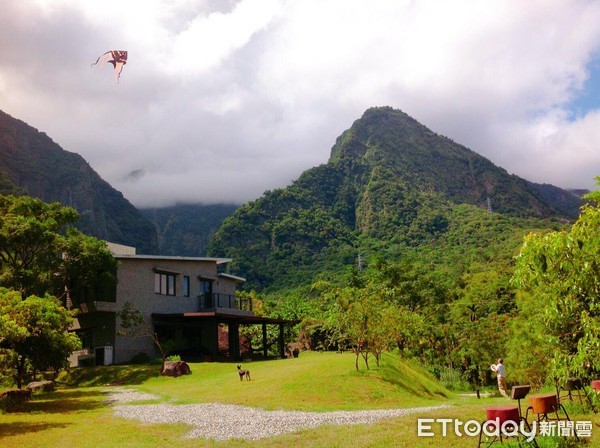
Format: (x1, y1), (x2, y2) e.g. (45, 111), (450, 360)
(512, 177), (600, 382)
(0, 289), (80, 388)
(0, 195), (116, 300)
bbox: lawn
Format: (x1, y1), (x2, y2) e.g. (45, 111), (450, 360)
(1, 352), (598, 447)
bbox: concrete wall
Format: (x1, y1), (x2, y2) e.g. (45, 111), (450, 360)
(113, 257), (239, 363)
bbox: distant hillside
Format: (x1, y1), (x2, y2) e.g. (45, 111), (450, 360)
(208, 107), (579, 290)
(0, 110), (158, 253)
(527, 182), (584, 218)
(141, 203), (238, 256)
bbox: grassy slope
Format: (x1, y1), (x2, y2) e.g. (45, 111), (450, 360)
(134, 352), (450, 411)
(1, 352), (598, 447)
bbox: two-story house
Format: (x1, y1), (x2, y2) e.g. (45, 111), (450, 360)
(69, 243), (289, 366)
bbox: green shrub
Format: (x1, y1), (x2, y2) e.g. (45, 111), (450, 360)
(430, 365), (471, 391)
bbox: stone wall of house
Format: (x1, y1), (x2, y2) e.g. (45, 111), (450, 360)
(113, 257), (239, 364)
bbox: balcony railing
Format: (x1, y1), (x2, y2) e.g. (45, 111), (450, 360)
(199, 293), (252, 312)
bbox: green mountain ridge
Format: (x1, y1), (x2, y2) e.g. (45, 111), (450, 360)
(0, 110), (158, 254)
(0, 107), (584, 273)
(207, 106), (581, 291)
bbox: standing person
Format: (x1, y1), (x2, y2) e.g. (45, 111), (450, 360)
(491, 358), (508, 397)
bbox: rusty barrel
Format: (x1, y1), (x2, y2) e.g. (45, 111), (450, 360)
(592, 380), (600, 391)
(528, 393), (558, 414)
(485, 405), (520, 427)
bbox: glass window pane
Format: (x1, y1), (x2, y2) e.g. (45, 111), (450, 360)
(183, 276), (190, 297)
(160, 274), (167, 295)
(167, 274), (175, 296)
(154, 273), (160, 293)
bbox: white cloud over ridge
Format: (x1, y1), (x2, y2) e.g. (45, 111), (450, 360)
(0, 0), (599, 207)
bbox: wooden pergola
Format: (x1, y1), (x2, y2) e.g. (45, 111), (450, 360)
(152, 311), (293, 360)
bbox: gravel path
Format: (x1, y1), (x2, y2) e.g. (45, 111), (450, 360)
(106, 389), (449, 441)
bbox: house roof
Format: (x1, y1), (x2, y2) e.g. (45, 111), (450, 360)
(218, 273), (246, 283)
(114, 254), (232, 265)
(107, 242), (232, 264)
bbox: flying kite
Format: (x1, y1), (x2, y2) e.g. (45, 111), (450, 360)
(91, 50), (128, 82)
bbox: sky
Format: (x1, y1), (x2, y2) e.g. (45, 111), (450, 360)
(1, 0), (600, 208)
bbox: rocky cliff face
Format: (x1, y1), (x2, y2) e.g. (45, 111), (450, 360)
(0, 110), (158, 253)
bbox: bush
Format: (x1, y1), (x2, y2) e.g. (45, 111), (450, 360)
(430, 365), (471, 391)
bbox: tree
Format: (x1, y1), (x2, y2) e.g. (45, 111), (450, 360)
(512, 178), (600, 382)
(325, 286), (370, 371)
(0, 288), (81, 388)
(325, 283), (400, 371)
(0, 195), (116, 386)
(449, 313), (511, 397)
(0, 195), (116, 300)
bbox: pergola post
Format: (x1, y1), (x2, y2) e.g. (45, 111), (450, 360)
(279, 323), (285, 359)
(229, 320), (241, 361)
(262, 323), (268, 358)
(213, 319), (219, 359)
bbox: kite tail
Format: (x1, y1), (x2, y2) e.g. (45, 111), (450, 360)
(91, 51), (110, 68)
(115, 64), (125, 83)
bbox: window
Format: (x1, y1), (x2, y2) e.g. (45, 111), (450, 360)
(154, 272), (176, 296)
(199, 280), (213, 308)
(200, 280), (212, 295)
(183, 275), (190, 297)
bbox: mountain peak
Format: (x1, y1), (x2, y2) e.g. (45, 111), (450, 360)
(328, 106), (578, 218)
(329, 106), (432, 163)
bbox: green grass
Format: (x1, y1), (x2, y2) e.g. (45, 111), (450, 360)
(129, 352), (450, 411)
(1, 352), (599, 448)
(55, 363), (160, 387)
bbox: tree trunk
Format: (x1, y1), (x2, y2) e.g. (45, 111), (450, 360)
(361, 351), (370, 370)
(15, 356), (26, 389)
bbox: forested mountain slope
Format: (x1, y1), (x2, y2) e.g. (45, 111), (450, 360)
(208, 107), (579, 291)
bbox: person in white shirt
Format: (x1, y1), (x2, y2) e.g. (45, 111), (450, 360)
(491, 358), (508, 397)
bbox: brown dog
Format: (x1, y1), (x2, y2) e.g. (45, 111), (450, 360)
(237, 365), (251, 381)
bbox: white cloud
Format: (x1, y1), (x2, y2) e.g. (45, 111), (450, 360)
(1, 0), (599, 208)
(167, 0), (280, 76)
